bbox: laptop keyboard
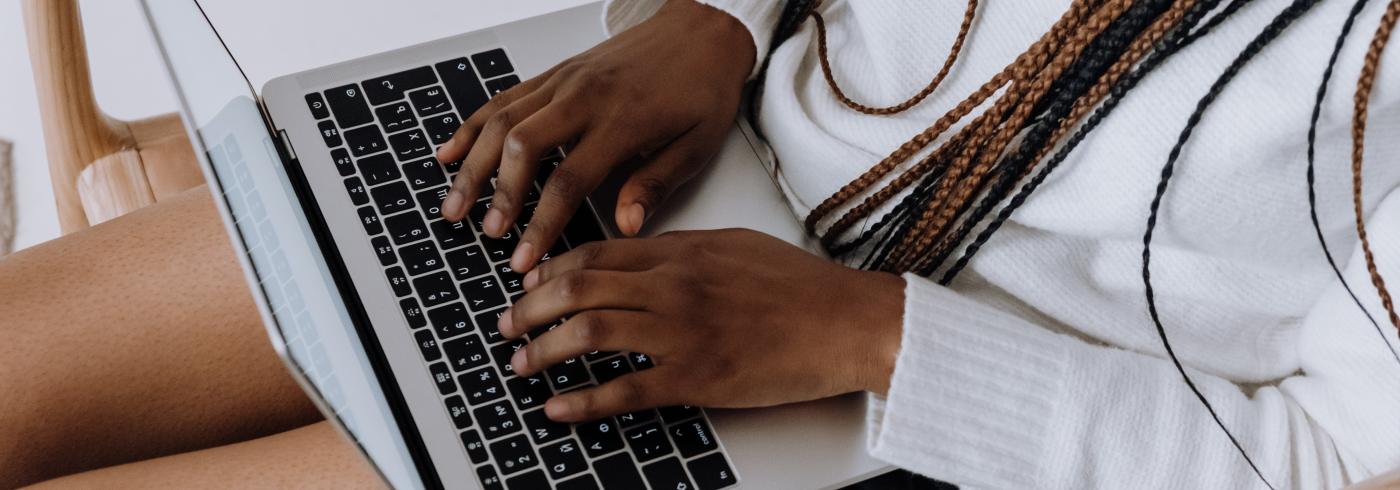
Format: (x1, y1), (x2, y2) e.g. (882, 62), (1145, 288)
(304, 48), (737, 490)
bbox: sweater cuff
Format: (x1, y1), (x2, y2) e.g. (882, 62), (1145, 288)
(866, 274), (1070, 488)
(601, 0), (780, 80)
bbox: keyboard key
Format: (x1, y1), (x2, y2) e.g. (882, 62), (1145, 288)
(468, 199), (494, 232)
(444, 395), (473, 429)
(385, 212), (430, 246)
(317, 120), (342, 148)
(485, 75), (521, 97)
(480, 231), (519, 264)
(556, 475), (600, 490)
(422, 113), (461, 145)
(364, 66), (437, 106)
(496, 263), (524, 295)
(444, 333), (490, 372)
(413, 271), (458, 307)
(305, 92), (330, 119)
(371, 236), (396, 266)
(433, 220), (475, 252)
(477, 465), (504, 490)
(344, 177), (369, 205)
(474, 400), (522, 440)
(505, 470), (548, 490)
(344, 125), (387, 157)
(371, 182), (415, 216)
(492, 338), (526, 378)
(416, 186), (450, 217)
(489, 434), (538, 475)
(506, 372), (550, 411)
(657, 405), (700, 425)
(616, 409), (656, 429)
(428, 361), (456, 395)
(460, 366), (506, 405)
(409, 86), (451, 117)
(644, 458), (695, 490)
(330, 148), (355, 176)
(436, 58), (490, 118)
(589, 356), (632, 385)
(445, 244), (490, 280)
(594, 453), (647, 490)
(547, 358), (591, 392)
(522, 409), (569, 445)
(462, 429), (489, 464)
(389, 129), (432, 161)
(356, 153), (400, 185)
(536, 154), (563, 187)
(462, 276), (507, 312)
(375, 101), (417, 134)
(476, 308), (509, 344)
(429, 302), (473, 340)
(538, 439), (587, 480)
(413, 329), (441, 362)
(357, 206), (383, 235)
(687, 453), (737, 490)
(400, 241), (445, 276)
(584, 350), (613, 362)
(400, 297), (426, 329)
(563, 209), (606, 247)
(577, 418), (624, 457)
(668, 418), (717, 457)
(628, 352), (655, 371)
(402, 158), (447, 190)
(472, 48), (514, 79)
(324, 84), (372, 128)
(625, 423), (672, 463)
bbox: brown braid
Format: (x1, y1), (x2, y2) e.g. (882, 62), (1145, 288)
(1352, 0), (1400, 332)
(813, 0), (980, 115)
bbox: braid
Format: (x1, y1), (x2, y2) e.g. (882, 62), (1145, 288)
(1351, 0), (1400, 334)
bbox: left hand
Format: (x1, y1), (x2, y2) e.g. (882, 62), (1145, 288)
(496, 228), (905, 423)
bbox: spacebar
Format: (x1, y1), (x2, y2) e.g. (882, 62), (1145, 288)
(435, 58), (491, 119)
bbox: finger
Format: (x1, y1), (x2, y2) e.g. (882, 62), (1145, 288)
(544, 369), (672, 422)
(521, 239), (661, 291)
(511, 310), (651, 376)
(510, 137), (632, 272)
(435, 69), (554, 164)
(614, 130), (713, 236)
(500, 269), (652, 338)
(487, 101), (590, 240)
(440, 90), (552, 222)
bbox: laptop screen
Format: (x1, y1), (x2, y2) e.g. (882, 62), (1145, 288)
(140, 1), (420, 487)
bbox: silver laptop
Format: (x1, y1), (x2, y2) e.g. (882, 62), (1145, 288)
(140, 1), (889, 488)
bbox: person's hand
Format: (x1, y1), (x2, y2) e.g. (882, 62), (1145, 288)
(434, 0), (755, 273)
(495, 228), (906, 423)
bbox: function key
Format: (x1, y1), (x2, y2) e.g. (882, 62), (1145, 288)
(476, 464), (504, 490)
(375, 102), (417, 134)
(435, 58), (490, 118)
(371, 236), (397, 266)
(472, 48), (515, 79)
(304, 92), (330, 119)
(317, 120), (341, 148)
(461, 429), (490, 464)
(538, 439), (587, 480)
(399, 297), (425, 329)
(593, 453), (646, 490)
(356, 206), (383, 236)
(473, 400), (522, 440)
(413, 329), (441, 362)
(363, 66), (438, 106)
(386, 266), (412, 297)
(324, 84), (373, 128)
(428, 361), (456, 395)
(330, 148), (355, 177)
(488, 434), (538, 475)
(409, 86), (452, 117)
(460, 366), (506, 405)
(687, 453), (738, 489)
(422, 113), (461, 145)
(444, 394), (473, 429)
(668, 418), (718, 457)
(371, 181), (416, 216)
(443, 333), (490, 372)
(389, 129), (433, 161)
(625, 423), (673, 463)
(643, 457), (695, 490)
(403, 158), (447, 190)
(429, 302), (473, 340)
(522, 408), (570, 445)
(504, 470), (547, 490)
(344, 176), (369, 205)
(485, 75), (521, 98)
(344, 125), (388, 157)
(576, 418), (624, 457)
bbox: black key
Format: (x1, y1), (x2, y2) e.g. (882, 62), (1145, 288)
(422, 113), (461, 145)
(445, 394), (473, 429)
(409, 86), (451, 117)
(400, 241), (445, 277)
(305, 92), (330, 119)
(472, 48), (514, 79)
(485, 75), (521, 97)
(399, 297), (426, 329)
(428, 361), (456, 395)
(413, 329), (441, 361)
(628, 352), (655, 370)
(364, 66), (437, 106)
(344, 125), (388, 157)
(556, 475), (600, 490)
(492, 338), (527, 378)
(522, 409), (569, 445)
(324, 84), (372, 128)
(344, 177), (369, 205)
(577, 418), (624, 457)
(563, 209), (606, 247)
(417, 186), (450, 217)
(356, 153), (400, 185)
(516, 202), (538, 230)
(443, 333), (490, 372)
(317, 120), (342, 148)
(444, 158), (463, 174)
(480, 231), (519, 264)
(371, 181), (415, 217)
(446, 244), (490, 280)
(476, 308), (509, 344)
(538, 439), (587, 480)
(460, 366), (506, 405)
(436, 58), (490, 118)
(402, 158), (447, 190)
(477, 465), (504, 490)
(468, 199), (494, 233)
(584, 350), (613, 362)
(505, 470), (549, 490)
(330, 148), (355, 176)
(433, 219), (475, 252)
(687, 453), (737, 490)
(536, 154), (562, 187)
(462, 429), (490, 464)
(668, 418), (717, 457)
(473, 400), (522, 439)
(489, 434), (538, 475)
(429, 303), (473, 340)
(590, 356), (632, 385)
(644, 458), (695, 490)
(625, 423), (672, 462)
(389, 129), (432, 161)
(371, 236), (396, 266)
(496, 263), (524, 294)
(413, 271), (459, 307)
(594, 453), (647, 490)
(658, 405), (700, 425)
(375, 101), (417, 134)
(357, 206), (383, 235)
(506, 372), (550, 411)
(546, 358), (590, 392)
(462, 275), (507, 312)
(616, 409), (656, 429)
(385, 212), (430, 246)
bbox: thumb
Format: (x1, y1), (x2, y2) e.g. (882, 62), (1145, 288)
(615, 133), (711, 236)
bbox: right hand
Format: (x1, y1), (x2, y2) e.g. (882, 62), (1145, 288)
(434, 0), (756, 274)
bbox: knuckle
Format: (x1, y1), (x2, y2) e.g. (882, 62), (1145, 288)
(544, 166), (584, 202)
(504, 127), (536, 157)
(575, 242), (603, 268)
(558, 270), (588, 302)
(485, 110), (516, 134)
(616, 376), (647, 406)
(634, 177), (670, 205)
(572, 312), (605, 346)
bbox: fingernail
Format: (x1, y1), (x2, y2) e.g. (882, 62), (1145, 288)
(497, 308), (514, 336)
(435, 141), (456, 161)
(511, 348), (530, 374)
(484, 208), (506, 236)
(625, 203), (646, 236)
(523, 269), (540, 290)
(511, 242), (535, 273)
(544, 398), (570, 420)
(442, 191), (465, 219)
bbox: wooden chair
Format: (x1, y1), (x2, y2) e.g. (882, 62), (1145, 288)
(22, 0), (204, 235)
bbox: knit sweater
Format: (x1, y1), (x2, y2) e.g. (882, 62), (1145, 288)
(599, 0), (1400, 488)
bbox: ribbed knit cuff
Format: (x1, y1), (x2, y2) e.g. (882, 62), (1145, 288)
(601, 0), (780, 80)
(867, 274), (1071, 489)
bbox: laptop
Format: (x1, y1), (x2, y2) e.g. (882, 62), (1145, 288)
(140, 1), (889, 488)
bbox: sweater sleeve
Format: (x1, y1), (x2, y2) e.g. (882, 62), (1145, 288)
(871, 190), (1400, 488)
(601, 0), (782, 79)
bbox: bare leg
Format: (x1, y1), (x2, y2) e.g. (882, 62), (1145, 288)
(0, 187), (321, 487)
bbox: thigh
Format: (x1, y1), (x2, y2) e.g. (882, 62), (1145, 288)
(24, 422), (382, 489)
(0, 187), (320, 486)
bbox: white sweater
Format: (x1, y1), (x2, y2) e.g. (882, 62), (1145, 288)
(600, 0), (1400, 488)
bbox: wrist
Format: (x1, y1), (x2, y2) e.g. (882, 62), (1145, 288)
(657, 0), (755, 84)
(844, 270), (904, 396)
